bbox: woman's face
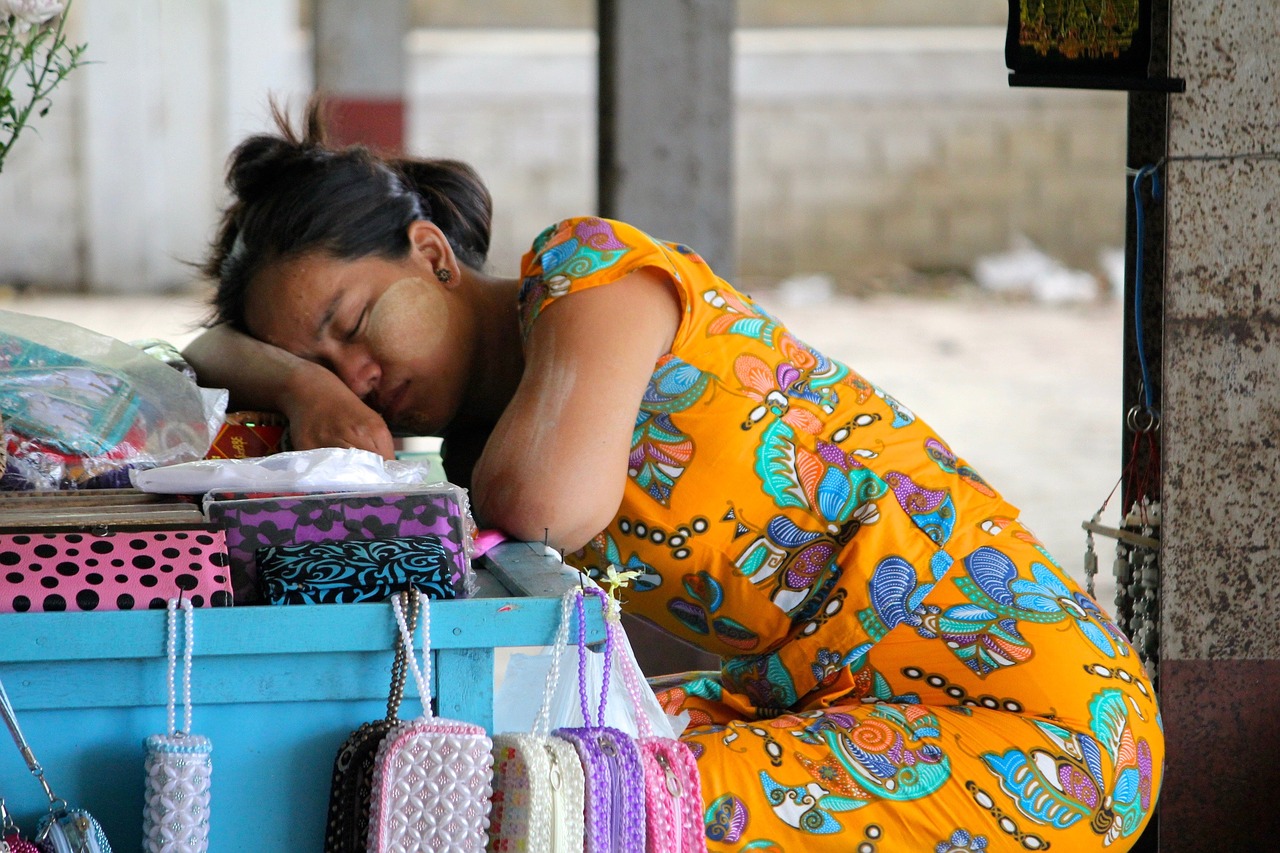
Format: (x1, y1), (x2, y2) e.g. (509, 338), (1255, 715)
(244, 249), (471, 436)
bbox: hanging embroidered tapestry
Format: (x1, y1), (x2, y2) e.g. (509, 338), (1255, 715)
(1006, 0), (1154, 82)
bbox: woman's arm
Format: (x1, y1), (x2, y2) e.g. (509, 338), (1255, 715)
(470, 267), (681, 552)
(183, 324), (396, 458)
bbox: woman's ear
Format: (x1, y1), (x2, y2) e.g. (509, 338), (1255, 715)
(407, 220), (460, 287)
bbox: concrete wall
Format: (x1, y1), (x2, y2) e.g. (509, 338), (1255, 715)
(0, 19), (1127, 293)
(1157, 0), (1280, 849)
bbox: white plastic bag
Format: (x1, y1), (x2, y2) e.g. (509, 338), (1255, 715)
(131, 447), (434, 494)
(495, 594), (686, 739)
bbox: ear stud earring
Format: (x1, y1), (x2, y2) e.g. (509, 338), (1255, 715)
(435, 268), (452, 283)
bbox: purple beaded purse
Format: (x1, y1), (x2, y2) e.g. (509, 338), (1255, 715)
(553, 587), (646, 853)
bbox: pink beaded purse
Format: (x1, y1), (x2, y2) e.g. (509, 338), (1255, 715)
(613, 606), (707, 853)
(366, 594), (495, 853)
(554, 587), (647, 852)
(487, 588), (586, 852)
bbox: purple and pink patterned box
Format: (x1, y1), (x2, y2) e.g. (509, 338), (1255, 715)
(203, 486), (476, 604)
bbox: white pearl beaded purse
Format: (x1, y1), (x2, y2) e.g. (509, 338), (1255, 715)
(367, 593), (494, 853)
(487, 588), (586, 853)
(142, 597), (212, 853)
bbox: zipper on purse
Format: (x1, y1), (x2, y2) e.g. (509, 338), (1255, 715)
(546, 743), (562, 853)
(600, 734), (627, 851)
(655, 751), (684, 851)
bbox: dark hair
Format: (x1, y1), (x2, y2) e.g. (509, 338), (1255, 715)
(202, 96), (492, 330)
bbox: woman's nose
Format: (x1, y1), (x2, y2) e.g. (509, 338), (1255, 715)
(335, 347), (381, 401)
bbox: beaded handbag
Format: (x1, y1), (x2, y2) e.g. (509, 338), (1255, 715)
(554, 587), (646, 853)
(612, 609), (707, 853)
(367, 594), (494, 852)
(1, 796), (41, 853)
(142, 598), (213, 853)
(487, 588), (586, 852)
(324, 589), (419, 853)
(0, 676), (114, 853)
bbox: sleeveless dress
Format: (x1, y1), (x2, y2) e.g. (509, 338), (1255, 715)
(517, 217), (1163, 852)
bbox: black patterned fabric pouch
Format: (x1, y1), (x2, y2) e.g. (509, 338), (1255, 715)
(255, 535), (457, 605)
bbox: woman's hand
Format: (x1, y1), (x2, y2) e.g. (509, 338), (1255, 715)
(278, 364), (396, 458)
(183, 323), (395, 459)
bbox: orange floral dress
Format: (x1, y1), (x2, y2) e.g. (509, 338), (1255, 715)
(518, 217), (1163, 852)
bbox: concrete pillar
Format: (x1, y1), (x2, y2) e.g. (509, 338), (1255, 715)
(1155, 0), (1280, 849)
(313, 0), (407, 152)
(597, 0), (736, 279)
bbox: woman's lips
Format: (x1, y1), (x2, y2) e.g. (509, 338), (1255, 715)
(379, 381), (408, 422)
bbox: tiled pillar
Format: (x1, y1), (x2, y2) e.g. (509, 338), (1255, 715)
(1158, 1), (1280, 849)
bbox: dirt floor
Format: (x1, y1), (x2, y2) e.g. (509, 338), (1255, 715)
(0, 284), (1125, 609)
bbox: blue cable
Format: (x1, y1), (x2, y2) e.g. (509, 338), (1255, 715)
(1131, 164), (1162, 413)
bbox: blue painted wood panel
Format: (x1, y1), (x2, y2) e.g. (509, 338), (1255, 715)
(0, 544), (600, 850)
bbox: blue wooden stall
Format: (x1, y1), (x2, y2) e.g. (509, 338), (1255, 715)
(0, 541), (601, 850)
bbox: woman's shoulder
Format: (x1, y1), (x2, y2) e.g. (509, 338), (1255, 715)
(519, 216), (666, 279)
(517, 217), (689, 338)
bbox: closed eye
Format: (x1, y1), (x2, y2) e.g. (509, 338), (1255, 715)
(346, 306), (368, 341)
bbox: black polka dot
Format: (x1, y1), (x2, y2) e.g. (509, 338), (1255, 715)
(190, 595), (205, 608)
(196, 534), (214, 546)
(162, 548), (181, 559)
(132, 556), (155, 570)
(11, 595), (30, 612)
(90, 541), (114, 554)
(188, 547), (204, 557)
(11, 535), (29, 545)
(175, 574), (198, 591)
(75, 590), (99, 611)
(111, 559), (124, 568)
(114, 574), (129, 584)
(154, 533), (168, 541)
(210, 552), (229, 568)
(85, 573), (103, 585)
(128, 539), (149, 550)
(65, 534), (82, 544)
(139, 575), (158, 588)
(211, 591), (232, 607)
(39, 577), (58, 589)
(65, 548), (79, 557)
(160, 565), (173, 573)
(0, 551), (20, 566)
(55, 562), (80, 577)
(85, 558), (98, 567)
(42, 594), (66, 612)
(33, 544), (56, 558)
(116, 594), (135, 610)
(5, 572), (22, 584)
(148, 598), (167, 610)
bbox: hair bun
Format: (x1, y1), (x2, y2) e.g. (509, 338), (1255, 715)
(227, 135), (302, 202)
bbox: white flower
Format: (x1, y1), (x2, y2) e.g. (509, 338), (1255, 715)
(5, 0), (64, 33)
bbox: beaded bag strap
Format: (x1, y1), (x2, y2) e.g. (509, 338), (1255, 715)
(163, 597), (196, 736)
(531, 587), (579, 738)
(390, 588), (433, 719)
(384, 590), (418, 723)
(609, 601), (655, 740)
(575, 587), (614, 728)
